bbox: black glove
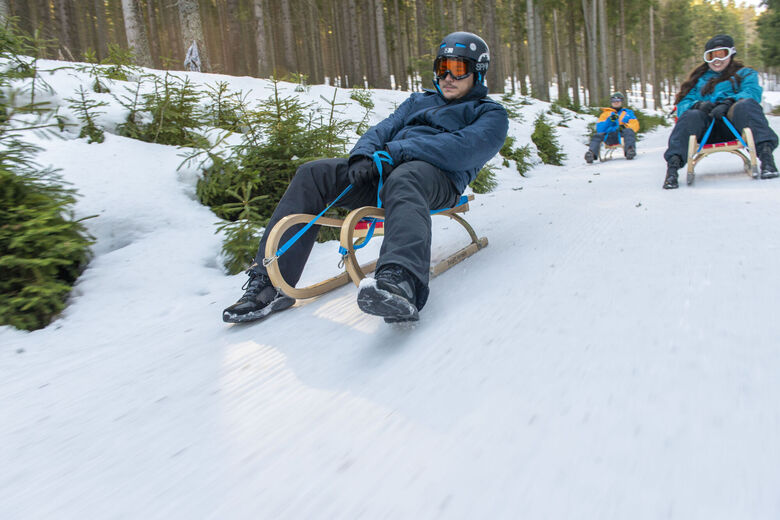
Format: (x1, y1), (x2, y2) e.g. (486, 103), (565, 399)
(709, 98), (735, 120)
(692, 101), (715, 113)
(348, 154), (395, 187)
(347, 156), (375, 187)
(609, 113), (618, 121)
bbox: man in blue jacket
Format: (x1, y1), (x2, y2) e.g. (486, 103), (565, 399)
(223, 32), (509, 324)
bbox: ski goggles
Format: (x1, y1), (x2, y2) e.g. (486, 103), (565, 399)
(703, 47), (736, 63)
(434, 57), (472, 80)
(610, 96), (624, 103)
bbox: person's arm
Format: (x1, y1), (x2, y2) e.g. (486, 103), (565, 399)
(620, 109), (640, 133)
(384, 105), (509, 173)
(676, 89), (700, 118)
(731, 68), (763, 103)
(349, 95), (417, 159)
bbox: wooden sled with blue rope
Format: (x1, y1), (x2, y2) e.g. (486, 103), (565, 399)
(686, 116), (759, 185)
(262, 152), (488, 300)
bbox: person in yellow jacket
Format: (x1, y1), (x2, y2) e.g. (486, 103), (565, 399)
(585, 92), (640, 163)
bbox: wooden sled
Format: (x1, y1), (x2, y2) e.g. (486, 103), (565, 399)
(599, 143), (624, 162)
(263, 194), (488, 300)
(686, 119), (759, 186)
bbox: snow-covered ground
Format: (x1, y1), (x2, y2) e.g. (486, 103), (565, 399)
(2, 62), (780, 519)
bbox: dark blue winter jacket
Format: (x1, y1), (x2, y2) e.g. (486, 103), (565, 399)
(349, 82), (509, 194)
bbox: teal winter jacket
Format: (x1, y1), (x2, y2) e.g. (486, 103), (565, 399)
(676, 67), (762, 117)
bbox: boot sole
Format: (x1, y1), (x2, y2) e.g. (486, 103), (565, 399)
(222, 295), (295, 323)
(357, 281), (419, 323)
(760, 171), (779, 179)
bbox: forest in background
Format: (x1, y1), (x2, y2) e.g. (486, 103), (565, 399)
(1, 1), (779, 108)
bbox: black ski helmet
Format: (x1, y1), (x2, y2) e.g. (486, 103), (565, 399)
(610, 92), (625, 102)
(434, 32), (490, 83)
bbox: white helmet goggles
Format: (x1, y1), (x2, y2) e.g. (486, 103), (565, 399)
(703, 46), (736, 63)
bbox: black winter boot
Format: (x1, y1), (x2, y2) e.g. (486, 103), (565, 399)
(625, 145), (636, 160)
(757, 142), (779, 179)
(357, 264), (419, 323)
(584, 150), (595, 164)
(223, 271), (294, 323)
(663, 156), (683, 189)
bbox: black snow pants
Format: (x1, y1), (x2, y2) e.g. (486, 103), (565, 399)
(588, 127), (637, 157)
(664, 98), (779, 165)
(250, 158), (461, 309)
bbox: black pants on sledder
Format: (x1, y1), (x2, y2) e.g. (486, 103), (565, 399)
(251, 158), (461, 311)
(664, 98), (779, 165)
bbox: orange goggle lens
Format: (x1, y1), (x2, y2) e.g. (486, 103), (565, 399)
(435, 58), (471, 80)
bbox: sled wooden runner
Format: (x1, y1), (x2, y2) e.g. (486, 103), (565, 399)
(686, 121), (758, 186)
(263, 194), (488, 300)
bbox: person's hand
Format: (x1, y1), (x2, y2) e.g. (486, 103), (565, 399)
(609, 113), (618, 122)
(347, 157), (375, 187)
(692, 101), (715, 113)
(709, 98), (735, 120)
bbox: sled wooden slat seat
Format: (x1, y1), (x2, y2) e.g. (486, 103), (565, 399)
(686, 127), (758, 186)
(263, 194), (488, 300)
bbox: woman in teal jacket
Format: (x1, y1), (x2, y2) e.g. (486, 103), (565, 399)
(663, 34), (778, 189)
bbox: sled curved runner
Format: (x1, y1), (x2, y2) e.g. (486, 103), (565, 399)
(599, 143), (624, 162)
(263, 194), (488, 300)
(686, 121), (759, 186)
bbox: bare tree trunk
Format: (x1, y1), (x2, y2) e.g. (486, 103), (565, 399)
(597, 0), (608, 101)
(144, 0), (161, 67)
(373, 0), (391, 88)
(224, 0), (244, 75)
(348, 0), (363, 86)
(278, 0), (296, 73)
(484, 0), (502, 93)
(568, 1), (580, 107)
(649, 5), (660, 109)
(415, 0), (432, 90)
(54, 0), (75, 59)
(619, 0), (626, 95)
(449, 0), (456, 31)
(638, 41), (647, 109)
(582, 0), (598, 105)
(553, 9), (566, 103)
(536, 3), (549, 101)
(394, 0), (408, 90)
(526, 0), (539, 98)
(253, 0), (272, 77)
(416, 0), (427, 56)
(177, 0), (209, 71)
(89, 0), (109, 59)
(461, 0), (470, 32)
(121, 0), (152, 67)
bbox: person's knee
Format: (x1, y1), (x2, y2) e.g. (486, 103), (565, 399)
(728, 98), (760, 119)
(680, 108), (708, 123)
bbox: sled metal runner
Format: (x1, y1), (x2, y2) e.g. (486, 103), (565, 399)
(686, 118), (759, 186)
(263, 194), (488, 300)
(599, 143), (624, 162)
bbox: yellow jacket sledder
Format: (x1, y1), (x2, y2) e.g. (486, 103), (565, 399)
(585, 92), (640, 163)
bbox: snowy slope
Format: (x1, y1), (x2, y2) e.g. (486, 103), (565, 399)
(2, 62), (780, 519)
